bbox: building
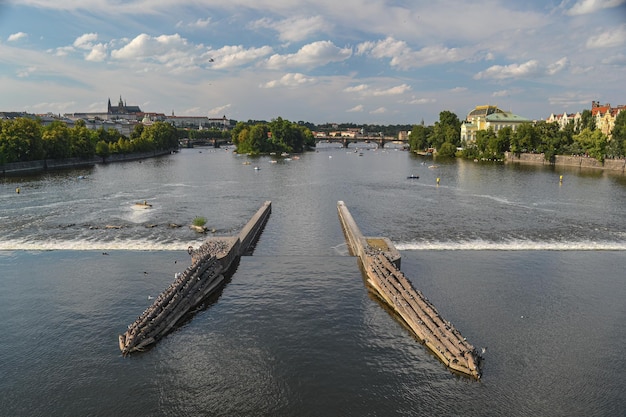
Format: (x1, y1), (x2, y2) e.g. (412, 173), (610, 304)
(591, 101), (625, 139)
(108, 96), (142, 116)
(461, 105), (530, 144)
(546, 111), (582, 130)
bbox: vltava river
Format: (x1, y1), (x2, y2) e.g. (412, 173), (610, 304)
(1, 145), (625, 416)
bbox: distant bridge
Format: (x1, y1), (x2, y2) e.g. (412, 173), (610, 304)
(314, 135), (409, 148)
(180, 138), (232, 148)
(179, 135), (409, 149)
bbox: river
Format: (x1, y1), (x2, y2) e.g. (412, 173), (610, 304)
(1, 145), (625, 416)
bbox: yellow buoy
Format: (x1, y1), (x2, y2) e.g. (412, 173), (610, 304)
(16, 187), (20, 194)
(436, 177), (440, 185)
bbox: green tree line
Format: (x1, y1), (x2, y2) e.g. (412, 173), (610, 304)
(409, 110), (626, 162)
(0, 118), (180, 164)
(231, 117), (315, 154)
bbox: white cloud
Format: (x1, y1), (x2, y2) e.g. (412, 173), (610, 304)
(112, 33), (186, 60)
(347, 105), (364, 112)
(344, 84), (369, 93)
(566, 0), (626, 16)
(208, 104), (231, 117)
(73, 33), (98, 49)
(450, 87), (467, 93)
(52, 46), (75, 57)
(492, 90), (510, 97)
(372, 84), (411, 96)
(17, 66), (37, 77)
(8, 32), (28, 42)
(474, 60), (541, 80)
(370, 107), (387, 114)
(356, 37), (472, 69)
(250, 15), (327, 43)
(262, 73), (316, 88)
(265, 41), (352, 69)
(210, 45), (274, 69)
(586, 25), (626, 48)
(407, 97), (436, 105)
(180, 17), (211, 29)
(547, 57), (569, 74)
(344, 83), (411, 96)
(109, 33), (222, 72)
(85, 44), (107, 62)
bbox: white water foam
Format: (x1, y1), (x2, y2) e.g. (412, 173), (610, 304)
(0, 237), (206, 252)
(394, 239), (626, 251)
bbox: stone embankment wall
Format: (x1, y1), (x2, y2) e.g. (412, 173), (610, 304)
(505, 152), (626, 172)
(1, 149), (177, 176)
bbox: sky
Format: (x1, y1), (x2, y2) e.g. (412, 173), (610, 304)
(0, 0), (625, 125)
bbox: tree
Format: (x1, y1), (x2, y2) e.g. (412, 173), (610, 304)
(438, 141), (457, 157)
(408, 124), (429, 152)
(42, 121), (71, 159)
(70, 120), (96, 158)
(475, 128), (495, 154)
(535, 121), (562, 161)
(491, 126), (512, 156)
(431, 111), (461, 149)
(147, 121), (178, 150)
(573, 128), (607, 161)
(95, 140), (110, 161)
(511, 123), (539, 154)
(580, 109), (596, 131)
(609, 110), (626, 157)
(231, 118), (313, 154)
(249, 124), (270, 154)
(0, 117), (45, 162)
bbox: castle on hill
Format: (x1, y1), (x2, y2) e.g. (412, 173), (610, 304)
(107, 96), (142, 115)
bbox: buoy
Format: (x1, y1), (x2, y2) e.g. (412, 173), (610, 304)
(436, 177), (440, 185)
(559, 175), (563, 183)
(16, 187), (20, 194)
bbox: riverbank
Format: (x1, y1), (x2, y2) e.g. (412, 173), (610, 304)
(505, 152), (626, 173)
(0, 148), (178, 176)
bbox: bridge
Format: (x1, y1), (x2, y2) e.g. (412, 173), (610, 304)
(314, 135), (409, 149)
(179, 137), (232, 148)
(179, 135), (408, 149)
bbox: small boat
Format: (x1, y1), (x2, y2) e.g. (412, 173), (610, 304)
(133, 200), (152, 209)
(254, 166), (260, 170)
(407, 175), (419, 179)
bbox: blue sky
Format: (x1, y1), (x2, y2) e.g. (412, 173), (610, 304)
(0, 0), (625, 124)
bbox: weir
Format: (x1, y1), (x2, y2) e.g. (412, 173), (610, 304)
(119, 201), (271, 355)
(337, 201), (481, 379)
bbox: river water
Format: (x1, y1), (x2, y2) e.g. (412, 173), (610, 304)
(1, 145), (625, 416)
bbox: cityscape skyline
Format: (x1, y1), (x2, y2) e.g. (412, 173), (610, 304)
(0, 1), (625, 125)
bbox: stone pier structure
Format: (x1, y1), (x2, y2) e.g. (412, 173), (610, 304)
(337, 201), (481, 379)
(119, 201), (271, 355)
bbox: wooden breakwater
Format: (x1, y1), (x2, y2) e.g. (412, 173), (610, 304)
(337, 201), (481, 379)
(119, 201), (271, 355)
